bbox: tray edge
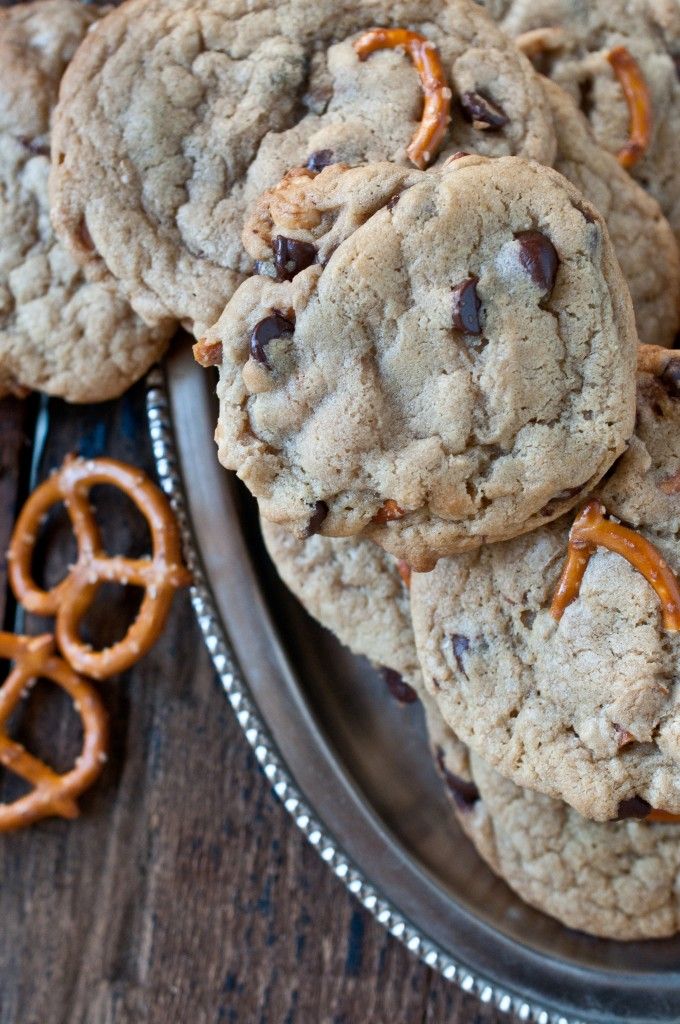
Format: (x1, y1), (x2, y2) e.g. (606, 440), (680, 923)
(144, 364), (584, 1024)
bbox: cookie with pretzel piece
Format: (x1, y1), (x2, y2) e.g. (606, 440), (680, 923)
(49, 0), (556, 335)
(204, 155), (636, 569)
(428, 711), (680, 940)
(543, 76), (680, 348)
(0, 0), (171, 402)
(483, 0), (680, 250)
(412, 347), (680, 822)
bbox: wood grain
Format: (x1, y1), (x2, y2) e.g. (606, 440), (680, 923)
(0, 385), (514, 1024)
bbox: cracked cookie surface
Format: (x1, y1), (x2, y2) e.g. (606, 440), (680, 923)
(49, 0), (556, 336)
(0, 0), (171, 403)
(412, 362), (680, 821)
(208, 155), (636, 569)
(434, 723), (680, 939)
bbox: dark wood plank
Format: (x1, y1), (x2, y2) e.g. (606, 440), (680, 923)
(0, 396), (35, 625)
(0, 381), (517, 1024)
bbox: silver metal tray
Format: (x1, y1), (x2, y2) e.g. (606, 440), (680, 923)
(146, 343), (680, 1024)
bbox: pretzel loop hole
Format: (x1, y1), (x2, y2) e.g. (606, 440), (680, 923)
(8, 456), (190, 679)
(0, 632), (107, 832)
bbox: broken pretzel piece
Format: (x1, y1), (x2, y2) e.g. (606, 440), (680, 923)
(354, 28), (451, 169)
(550, 499), (680, 630)
(607, 46), (652, 169)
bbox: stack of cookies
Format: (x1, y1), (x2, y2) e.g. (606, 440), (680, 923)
(5, 0), (680, 940)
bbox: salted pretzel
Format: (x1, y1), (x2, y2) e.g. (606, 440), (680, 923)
(0, 632), (107, 831)
(550, 499), (680, 630)
(8, 455), (191, 680)
(607, 46), (652, 169)
(354, 28), (451, 169)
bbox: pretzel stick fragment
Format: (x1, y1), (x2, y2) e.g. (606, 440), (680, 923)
(607, 46), (652, 169)
(550, 499), (680, 630)
(354, 28), (451, 169)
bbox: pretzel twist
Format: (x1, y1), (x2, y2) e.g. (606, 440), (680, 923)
(550, 500), (680, 629)
(8, 456), (191, 679)
(607, 46), (652, 169)
(0, 632), (107, 831)
(354, 28), (451, 169)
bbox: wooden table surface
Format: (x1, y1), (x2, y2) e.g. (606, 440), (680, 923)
(0, 384), (515, 1024)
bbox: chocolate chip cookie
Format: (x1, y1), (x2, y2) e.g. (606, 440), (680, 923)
(429, 710), (680, 939)
(49, 0), (556, 336)
(261, 519), (421, 692)
(489, 0), (680, 251)
(545, 76), (680, 349)
(206, 155), (636, 570)
(0, 0), (171, 403)
(412, 351), (680, 822)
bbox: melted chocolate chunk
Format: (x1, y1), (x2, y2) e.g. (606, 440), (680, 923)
(616, 796), (651, 820)
(303, 500), (328, 537)
(515, 230), (559, 296)
(306, 149), (335, 173)
(254, 259), (276, 278)
(274, 235), (317, 281)
(250, 312), (295, 365)
(435, 748), (480, 810)
(673, 54), (680, 81)
(382, 668), (419, 705)
(460, 91), (509, 130)
(452, 276), (482, 335)
(450, 634), (470, 676)
(660, 358), (680, 398)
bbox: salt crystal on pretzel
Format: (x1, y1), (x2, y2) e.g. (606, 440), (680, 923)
(8, 455), (191, 680)
(0, 632), (107, 832)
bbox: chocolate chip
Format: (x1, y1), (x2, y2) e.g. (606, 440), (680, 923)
(382, 668), (419, 705)
(450, 634), (470, 676)
(306, 149), (335, 173)
(452, 276), (482, 335)
(673, 54), (680, 80)
(515, 230), (559, 296)
(274, 236), (317, 281)
(250, 312), (295, 365)
(616, 796), (651, 820)
(460, 91), (509, 130)
(539, 485), (583, 518)
(18, 135), (49, 157)
(303, 500), (328, 537)
(254, 259), (276, 278)
(660, 359), (680, 398)
(435, 748), (480, 810)
(386, 183), (415, 212)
